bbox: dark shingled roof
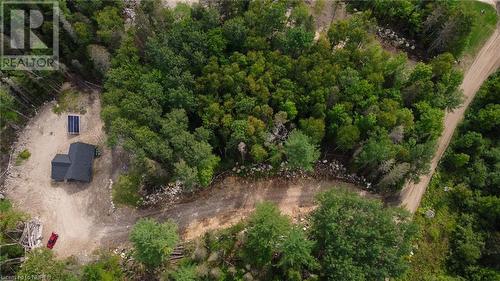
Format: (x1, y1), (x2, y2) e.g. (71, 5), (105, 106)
(51, 154), (71, 181)
(51, 142), (95, 182)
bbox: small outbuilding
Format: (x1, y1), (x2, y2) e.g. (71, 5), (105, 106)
(51, 142), (95, 182)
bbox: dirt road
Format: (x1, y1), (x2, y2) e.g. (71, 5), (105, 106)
(104, 177), (375, 245)
(478, 0), (498, 8)
(148, 177), (374, 240)
(399, 28), (500, 213)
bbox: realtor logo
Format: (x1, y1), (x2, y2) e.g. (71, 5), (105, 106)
(1, 1), (59, 70)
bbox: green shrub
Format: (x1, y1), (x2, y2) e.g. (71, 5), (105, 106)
(19, 149), (30, 159)
(129, 218), (179, 269)
(16, 249), (76, 281)
(112, 174), (142, 207)
(0, 199), (12, 212)
(16, 149), (31, 165)
(81, 253), (124, 281)
(170, 264), (197, 281)
(0, 202), (27, 231)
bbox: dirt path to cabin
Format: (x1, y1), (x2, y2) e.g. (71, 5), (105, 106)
(399, 27), (500, 213)
(146, 177), (374, 240)
(104, 178), (375, 246)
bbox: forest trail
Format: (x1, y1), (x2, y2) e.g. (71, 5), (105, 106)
(399, 28), (500, 213)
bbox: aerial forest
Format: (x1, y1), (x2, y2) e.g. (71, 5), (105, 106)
(99, 0), (463, 194)
(1, 0), (497, 280)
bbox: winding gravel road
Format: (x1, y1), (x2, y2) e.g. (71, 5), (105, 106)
(399, 27), (500, 213)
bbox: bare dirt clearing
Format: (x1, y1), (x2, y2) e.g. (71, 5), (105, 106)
(3, 91), (135, 259)
(399, 27), (500, 213)
(147, 177), (375, 240)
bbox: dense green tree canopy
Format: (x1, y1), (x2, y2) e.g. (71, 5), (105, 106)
(101, 0), (460, 193)
(311, 190), (417, 281)
(407, 71), (500, 281)
(81, 253), (124, 281)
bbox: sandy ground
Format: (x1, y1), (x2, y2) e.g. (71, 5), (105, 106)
(399, 27), (500, 213)
(3, 91), (136, 259)
(307, 0), (348, 40)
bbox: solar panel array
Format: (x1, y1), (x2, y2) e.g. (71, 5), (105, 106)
(68, 115), (80, 134)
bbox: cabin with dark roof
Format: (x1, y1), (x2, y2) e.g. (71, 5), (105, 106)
(51, 142), (95, 182)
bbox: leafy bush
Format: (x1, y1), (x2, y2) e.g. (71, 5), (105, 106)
(82, 253), (124, 281)
(112, 174), (143, 207)
(129, 218), (179, 269)
(170, 264), (197, 281)
(0, 199), (27, 230)
(311, 190), (417, 280)
(18, 149), (31, 160)
(284, 130), (320, 171)
(16, 249), (76, 281)
(1, 199), (27, 276)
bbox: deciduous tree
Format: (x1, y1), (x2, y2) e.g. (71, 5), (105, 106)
(311, 190), (417, 281)
(130, 219), (179, 269)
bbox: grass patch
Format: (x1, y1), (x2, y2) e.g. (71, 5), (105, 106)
(401, 174), (458, 281)
(112, 174), (143, 207)
(15, 149), (31, 165)
(463, 1), (498, 56)
(0, 199), (12, 212)
(52, 88), (87, 115)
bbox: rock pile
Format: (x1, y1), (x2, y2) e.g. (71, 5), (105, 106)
(376, 27), (416, 51)
(313, 159), (371, 189)
(233, 159), (372, 189)
(141, 181), (183, 207)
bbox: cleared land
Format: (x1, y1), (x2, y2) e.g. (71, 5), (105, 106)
(147, 177), (374, 240)
(2, 91), (135, 259)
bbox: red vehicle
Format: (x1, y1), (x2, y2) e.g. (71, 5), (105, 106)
(47, 232), (59, 249)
